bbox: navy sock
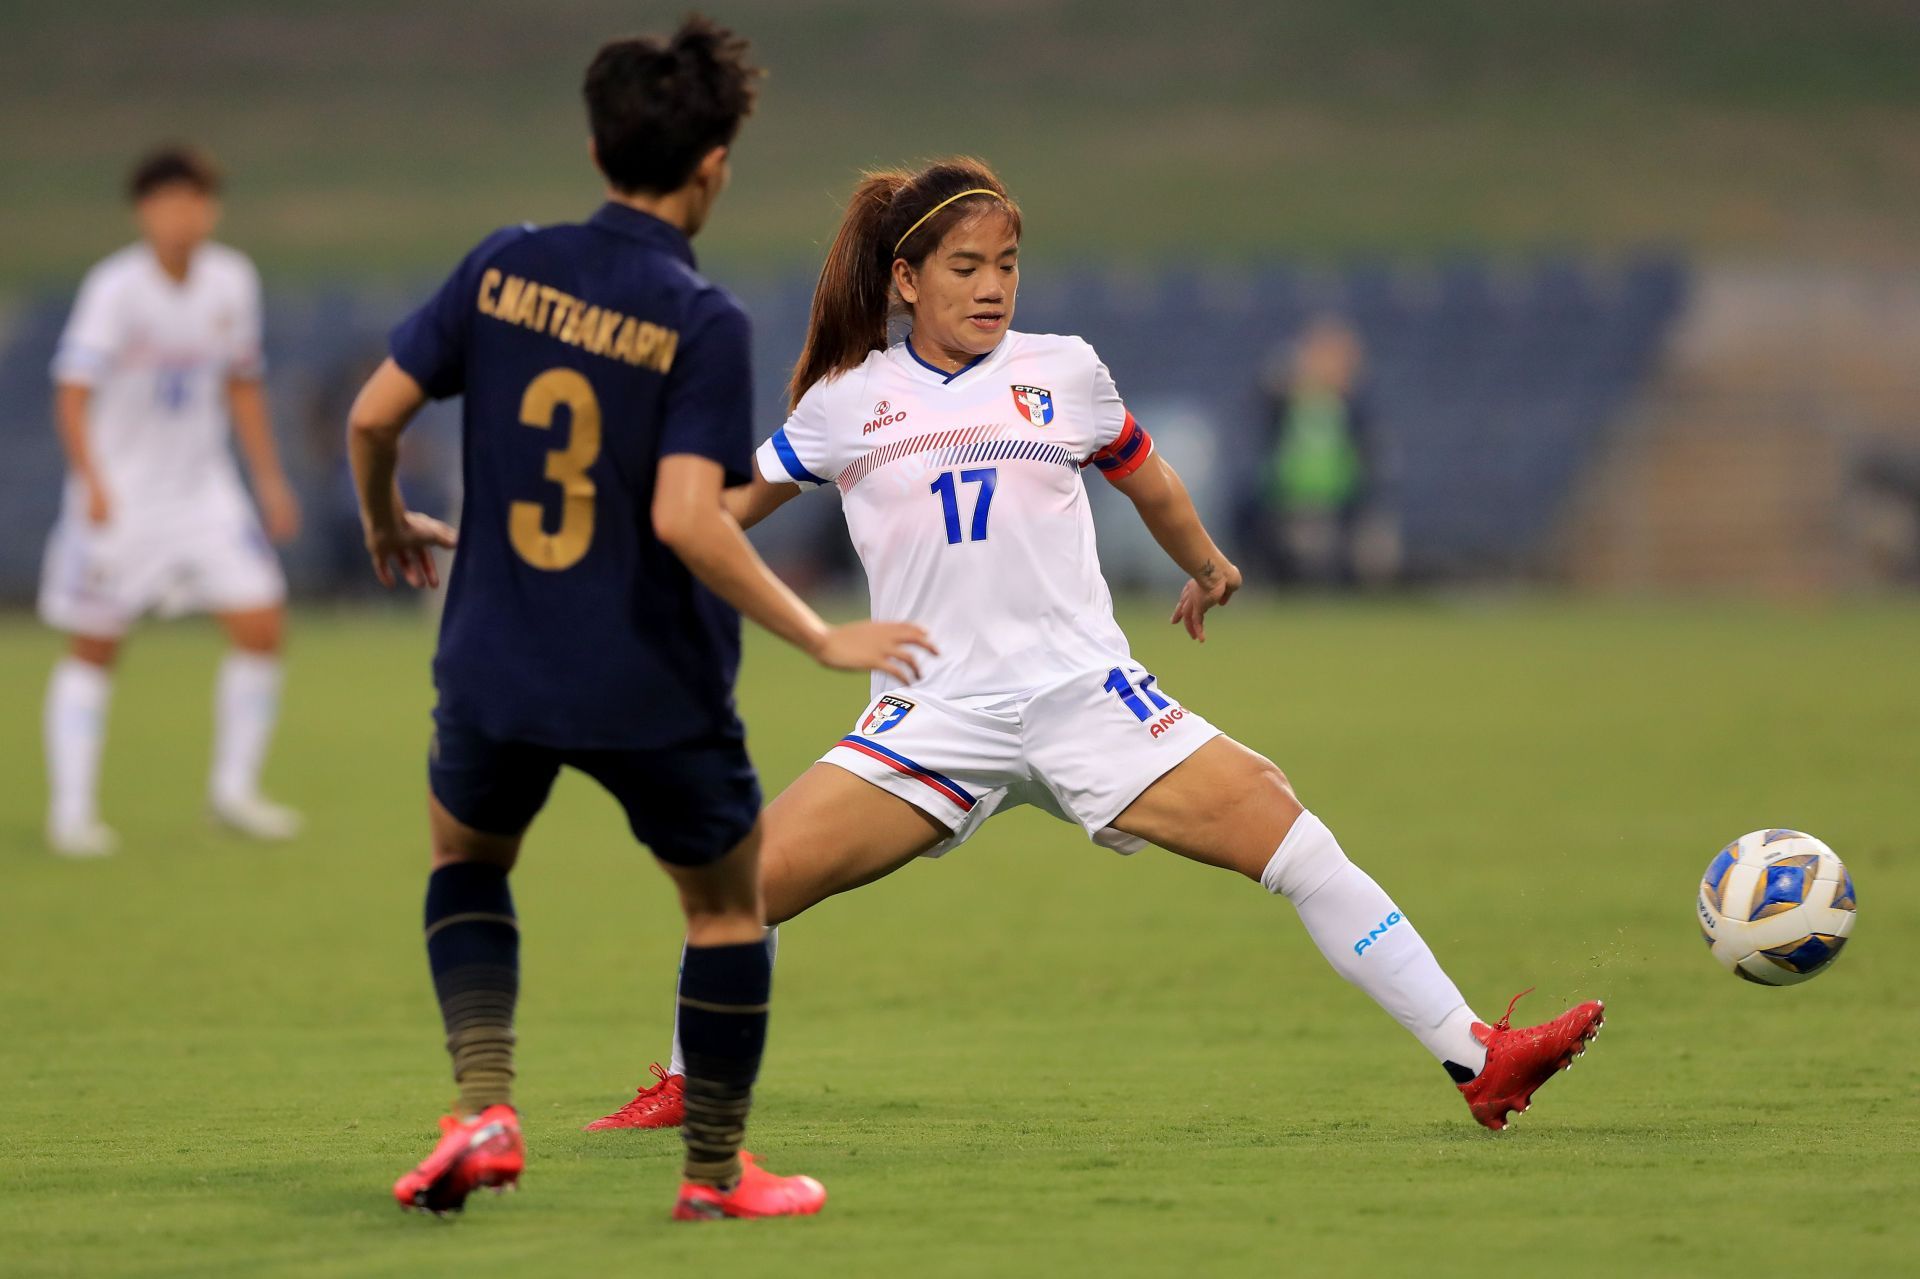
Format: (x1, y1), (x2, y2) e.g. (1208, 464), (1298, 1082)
(677, 941), (771, 1187)
(424, 862), (519, 1114)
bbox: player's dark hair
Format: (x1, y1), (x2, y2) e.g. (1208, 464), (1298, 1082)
(788, 158), (1020, 410)
(127, 145), (221, 202)
(583, 15), (761, 196)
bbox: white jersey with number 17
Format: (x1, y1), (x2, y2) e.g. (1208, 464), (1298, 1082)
(755, 331), (1155, 704)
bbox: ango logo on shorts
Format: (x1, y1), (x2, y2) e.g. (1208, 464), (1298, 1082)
(859, 695), (915, 736)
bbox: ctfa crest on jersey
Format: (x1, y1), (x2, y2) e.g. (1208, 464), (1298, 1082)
(859, 695), (915, 736)
(1011, 384), (1054, 427)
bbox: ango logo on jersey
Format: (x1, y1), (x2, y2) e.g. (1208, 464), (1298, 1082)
(1011, 384), (1054, 427)
(859, 695), (916, 736)
(863, 400), (908, 434)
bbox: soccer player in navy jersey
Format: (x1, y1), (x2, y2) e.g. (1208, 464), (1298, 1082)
(345, 17), (929, 1220)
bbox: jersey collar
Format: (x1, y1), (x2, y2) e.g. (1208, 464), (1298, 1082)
(140, 241), (203, 291)
(901, 333), (1002, 385)
(588, 202), (696, 268)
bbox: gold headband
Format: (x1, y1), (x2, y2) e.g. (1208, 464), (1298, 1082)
(892, 188), (1005, 256)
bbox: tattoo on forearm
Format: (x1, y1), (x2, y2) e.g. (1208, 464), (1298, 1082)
(1198, 559), (1218, 582)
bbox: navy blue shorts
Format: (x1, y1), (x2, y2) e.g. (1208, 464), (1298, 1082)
(428, 720), (761, 867)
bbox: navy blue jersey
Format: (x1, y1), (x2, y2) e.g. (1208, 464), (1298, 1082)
(390, 203), (753, 750)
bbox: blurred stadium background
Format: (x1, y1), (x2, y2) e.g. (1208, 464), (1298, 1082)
(3, 3), (1918, 1276)
(5, 0), (1920, 596)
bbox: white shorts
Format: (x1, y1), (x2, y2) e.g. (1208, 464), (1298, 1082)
(38, 512), (286, 638)
(823, 662), (1222, 858)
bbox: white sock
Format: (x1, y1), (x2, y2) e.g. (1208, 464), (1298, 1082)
(668, 926), (779, 1078)
(1262, 811), (1488, 1077)
(45, 657), (113, 832)
(210, 652), (283, 806)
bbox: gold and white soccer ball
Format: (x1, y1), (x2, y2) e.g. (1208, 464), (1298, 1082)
(1697, 829), (1856, 986)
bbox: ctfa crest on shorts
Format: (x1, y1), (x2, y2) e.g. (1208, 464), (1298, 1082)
(1011, 384), (1054, 427)
(859, 695), (915, 736)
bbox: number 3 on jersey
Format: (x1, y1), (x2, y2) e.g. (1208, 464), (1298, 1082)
(510, 367), (601, 571)
(931, 467), (997, 544)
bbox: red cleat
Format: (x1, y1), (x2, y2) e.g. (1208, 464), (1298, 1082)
(393, 1104), (524, 1215)
(584, 1063), (685, 1131)
(671, 1151), (828, 1221)
(1458, 989), (1605, 1131)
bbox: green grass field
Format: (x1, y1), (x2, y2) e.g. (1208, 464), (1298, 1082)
(1, 599), (1916, 1277)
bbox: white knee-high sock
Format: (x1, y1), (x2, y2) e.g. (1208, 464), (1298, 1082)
(1263, 811), (1487, 1076)
(669, 927), (778, 1078)
(45, 657), (113, 831)
(211, 652), (283, 805)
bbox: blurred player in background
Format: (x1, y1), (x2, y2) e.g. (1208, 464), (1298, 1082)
(41, 146), (303, 858)
(351, 17), (926, 1220)
(593, 159), (1603, 1137)
(1255, 317), (1398, 586)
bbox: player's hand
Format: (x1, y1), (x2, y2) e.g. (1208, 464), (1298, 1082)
(812, 621), (938, 684)
(84, 477), (112, 527)
(364, 510), (458, 590)
(1168, 557), (1242, 643)
(258, 477), (303, 544)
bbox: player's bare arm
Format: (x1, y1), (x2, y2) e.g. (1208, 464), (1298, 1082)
(720, 470), (800, 529)
(227, 375), (301, 543)
(52, 382), (111, 526)
(1106, 450), (1242, 642)
(345, 357), (457, 589)
(653, 453), (932, 681)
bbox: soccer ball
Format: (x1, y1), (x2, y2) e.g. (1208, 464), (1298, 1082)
(1697, 829), (1856, 986)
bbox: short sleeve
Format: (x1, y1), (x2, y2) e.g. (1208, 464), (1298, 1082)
(50, 264), (125, 387)
(659, 290), (755, 486)
(227, 255), (267, 380)
(389, 225), (525, 400)
(753, 378), (836, 488)
(1083, 348), (1154, 481)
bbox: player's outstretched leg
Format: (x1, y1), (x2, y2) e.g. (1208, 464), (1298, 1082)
(1112, 736), (1603, 1130)
(208, 608), (301, 841)
(394, 805), (525, 1214)
(660, 824), (826, 1220)
(1263, 807), (1604, 1128)
(44, 640), (119, 857)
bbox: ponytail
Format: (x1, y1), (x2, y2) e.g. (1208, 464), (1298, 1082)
(786, 157), (1020, 410)
(787, 172), (910, 410)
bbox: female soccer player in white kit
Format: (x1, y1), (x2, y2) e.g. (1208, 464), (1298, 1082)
(592, 158), (1604, 1134)
(40, 147), (302, 856)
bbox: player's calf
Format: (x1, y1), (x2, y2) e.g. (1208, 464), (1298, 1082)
(664, 933), (824, 1218)
(675, 940), (770, 1188)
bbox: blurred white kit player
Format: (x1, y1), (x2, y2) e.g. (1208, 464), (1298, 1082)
(40, 147), (302, 857)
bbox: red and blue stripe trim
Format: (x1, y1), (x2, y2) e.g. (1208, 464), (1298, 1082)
(834, 736), (976, 811)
